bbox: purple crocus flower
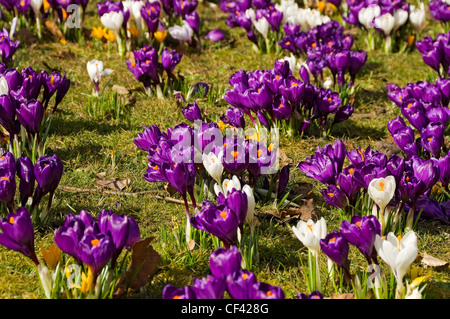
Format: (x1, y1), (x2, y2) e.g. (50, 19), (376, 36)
(33, 154), (63, 196)
(54, 210), (96, 264)
(141, 1), (161, 34)
(209, 246), (242, 279)
(181, 102), (202, 122)
(220, 107), (245, 129)
(133, 124), (165, 152)
(226, 269), (258, 299)
(162, 285), (197, 299)
(0, 94), (17, 136)
(16, 99), (45, 134)
(0, 30), (20, 64)
(415, 196), (449, 224)
(191, 275), (227, 299)
(161, 48), (183, 75)
(205, 29), (226, 42)
(0, 207), (39, 265)
(173, 0), (198, 17)
(320, 231), (349, 270)
(320, 184), (348, 209)
(185, 11), (200, 34)
(298, 152), (337, 185)
(77, 232), (116, 276)
(190, 189), (247, 247)
(0, 171), (15, 209)
(298, 290), (323, 299)
(251, 282), (285, 299)
(97, 210), (141, 263)
(16, 156), (35, 206)
(339, 215), (381, 264)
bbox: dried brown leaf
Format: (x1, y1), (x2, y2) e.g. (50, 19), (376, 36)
(95, 173), (131, 191)
(114, 237), (161, 297)
(421, 253), (449, 268)
(44, 20), (64, 39)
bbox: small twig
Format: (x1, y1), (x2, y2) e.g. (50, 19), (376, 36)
(57, 185), (200, 207)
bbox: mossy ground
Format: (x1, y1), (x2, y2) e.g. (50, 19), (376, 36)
(0, 1), (448, 299)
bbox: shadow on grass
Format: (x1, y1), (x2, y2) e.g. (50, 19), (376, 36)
(49, 111), (132, 137)
(331, 118), (387, 141)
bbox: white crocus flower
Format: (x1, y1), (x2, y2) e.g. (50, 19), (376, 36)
(292, 217), (327, 292)
(393, 9), (408, 32)
(405, 287), (422, 299)
(0, 77), (9, 95)
(169, 20), (194, 45)
(253, 16), (270, 40)
(374, 13), (395, 36)
(409, 3), (425, 30)
(292, 217), (327, 256)
(100, 11), (124, 32)
(100, 11), (125, 55)
(38, 265), (52, 299)
(202, 151), (223, 184)
(368, 175), (396, 231)
(358, 5), (380, 30)
(242, 184), (256, 224)
(374, 231), (418, 299)
(86, 60), (113, 96)
(215, 175), (241, 197)
(245, 8), (256, 22)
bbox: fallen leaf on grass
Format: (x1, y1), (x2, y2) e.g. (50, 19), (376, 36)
(114, 237), (161, 297)
(262, 198), (316, 223)
(421, 253), (449, 268)
(45, 20), (64, 40)
(95, 172), (131, 191)
(188, 240), (196, 251)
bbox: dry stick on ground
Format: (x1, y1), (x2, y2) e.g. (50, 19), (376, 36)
(57, 185), (200, 207)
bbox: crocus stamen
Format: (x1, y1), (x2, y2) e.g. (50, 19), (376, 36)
(231, 151), (238, 160)
(285, 41), (290, 46)
(327, 97), (332, 102)
(407, 103), (412, 108)
(379, 182), (385, 191)
(91, 239), (99, 247)
(311, 43), (316, 48)
(327, 192), (334, 197)
(329, 237), (336, 243)
(307, 224), (313, 232)
(242, 273), (248, 280)
(397, 235), (402, 251)
(9, 217), (14, 224)
(173, 295), (181, 299)
(266, 290), (273, 297)
(50, 75), (55, 85)
(355, 221), (361, 227)
(1, 176), (9, 181)
(0, 156), (5, 160)
(152, 165), (158, 171)
(349, 168), (354, 175)
(220, 211), (227, 220)
(291, 82), (298, 87)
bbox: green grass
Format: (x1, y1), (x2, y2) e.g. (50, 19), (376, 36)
(0, 1), (448, 299)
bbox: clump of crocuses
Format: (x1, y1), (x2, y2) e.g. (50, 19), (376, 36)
(162, 245), (284, 299)
(343, 0), (425, 53)
(0, 148), (63, 224)
(297, 139), (449, 233)
(0, 63), (70, 160)
(127, 45), (182, 98)
(416, 30), (450, 77)
(278, 20), (367, 93)
(220, 0), (330, 54)
(223, 59), (354, 137)
(0, 207), (160, 299)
